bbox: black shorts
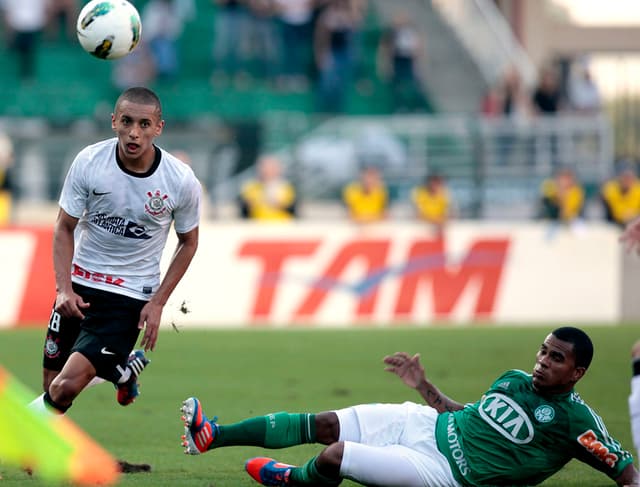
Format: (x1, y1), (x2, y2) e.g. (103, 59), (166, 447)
(43, 283), (147, 384)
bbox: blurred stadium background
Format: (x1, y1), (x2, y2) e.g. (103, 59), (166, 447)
(1, 0), (640, 327)
(2, 0), (640, 222)
(2, 1), (640, 485)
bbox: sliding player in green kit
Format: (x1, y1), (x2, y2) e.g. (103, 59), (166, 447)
(180, 327), (638, 486)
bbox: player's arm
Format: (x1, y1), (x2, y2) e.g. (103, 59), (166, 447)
(383, 352), (464, 413)
(616, 462), (639, 486)
(53, 208), (89, 319)
(138, 226), (199, 352)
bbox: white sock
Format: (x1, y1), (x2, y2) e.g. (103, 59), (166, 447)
(85, 376), (106, 389)
(27, 393), (57, 416)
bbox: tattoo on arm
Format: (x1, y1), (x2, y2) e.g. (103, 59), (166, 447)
(420, 382), (463, 413)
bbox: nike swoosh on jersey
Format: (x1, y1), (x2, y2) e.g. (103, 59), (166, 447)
(93, 189), (111, 196)
(100, 347), (116, 355)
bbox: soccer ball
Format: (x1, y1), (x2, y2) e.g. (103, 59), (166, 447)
(76, 0), (141, 60)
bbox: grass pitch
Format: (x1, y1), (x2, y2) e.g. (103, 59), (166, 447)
(0, 325), (637, 486)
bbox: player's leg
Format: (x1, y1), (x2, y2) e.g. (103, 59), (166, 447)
(245, 443), (440, 487)
(630, 340), (640, 466)
(245, 402), (458, 487)
(71, 285), (149, 406)
(181, 398), (413, 455)
(181, 397), (327, 454)
(28, 306), (82, 415)
(48, 351), (98, 410)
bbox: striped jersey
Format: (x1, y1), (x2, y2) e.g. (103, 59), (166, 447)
(435, 369), (633, 485)
(59, 137), (201, 300)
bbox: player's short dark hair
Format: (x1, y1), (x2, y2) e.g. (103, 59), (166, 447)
(551, 326), (593, 369)
(115, 87), (162, 118)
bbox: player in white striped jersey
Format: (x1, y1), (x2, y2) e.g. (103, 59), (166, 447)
(30, 87), (200, 437)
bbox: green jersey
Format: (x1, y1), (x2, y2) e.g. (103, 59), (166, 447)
(435, 369), (633, 486)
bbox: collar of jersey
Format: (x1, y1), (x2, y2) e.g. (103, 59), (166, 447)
(115, 144), (161, 178)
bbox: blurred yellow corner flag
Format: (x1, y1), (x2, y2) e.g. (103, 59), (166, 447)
(0, 366), (120, 485)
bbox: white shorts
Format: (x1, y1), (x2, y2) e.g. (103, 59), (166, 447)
(335, 401), (461, 487)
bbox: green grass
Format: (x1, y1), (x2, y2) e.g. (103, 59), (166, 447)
(0, 325), (637, 486)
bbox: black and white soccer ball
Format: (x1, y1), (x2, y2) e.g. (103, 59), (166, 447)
(76, 0), (141, 60)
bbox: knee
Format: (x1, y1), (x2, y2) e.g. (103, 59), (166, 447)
(315, 412), (340, 444)
(49, 376), (81, 405)
(316, 441), (344, 476)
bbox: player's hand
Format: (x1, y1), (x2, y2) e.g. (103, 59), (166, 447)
(620, 216), (640, 255)
(383, 352), (426, 389)
(54, 290), (90, 319)
(138, 301), (163, 352)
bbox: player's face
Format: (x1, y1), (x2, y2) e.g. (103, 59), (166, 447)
(532, 334), (585, 394)
(112, 100), (164, 165)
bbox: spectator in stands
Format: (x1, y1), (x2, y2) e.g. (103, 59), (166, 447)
(212, 0), (252, 86)
(601, 162), (640, 228)
(0, 131), (14, 227)
(410, 173), (451, 234)
(46, 0), (77, 42)
(531, 66), (563, 167)
(377, 10), (428, 113)
(238, 155), (297, 221)
(479, 85), (502, 118)
(489, 66), (531, 166)
(539, 167), (584, 224)
(272, 0), (316, 91)
(142, 0), (194, 82)
(342, 165), (388, 223)
(246, 0), (280, 84)
(568, 63), (602, 115)
(313, 0), (363, 113)
(499, 65), (531, 120)
(531, 66), (564, 116)
(111, 41), (157, 90)
(1, 0), (49, 81)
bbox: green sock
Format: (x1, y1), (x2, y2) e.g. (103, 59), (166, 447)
(213, 412), (316, 448)
(289, 456), (341, 486)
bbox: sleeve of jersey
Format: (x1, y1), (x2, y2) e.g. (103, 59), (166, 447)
(173, 171), (202, 234)
(58, 153), (89, 218)
(571, 402), (634, 479)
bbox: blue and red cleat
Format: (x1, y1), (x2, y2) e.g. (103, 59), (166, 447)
(181, 396), (218, 454)
(245, 457), (296, 486)
(116, 349), (150, 406)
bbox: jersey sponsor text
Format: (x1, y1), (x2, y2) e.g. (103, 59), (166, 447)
(91, 213), (151, 239)
(72, 264), (125, 287)
(578, 430), (619, 468)
(446, 413), (469, 477)
(478, 392), (534, 444)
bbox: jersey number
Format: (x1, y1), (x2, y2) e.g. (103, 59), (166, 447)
(48, 310), (62, 332)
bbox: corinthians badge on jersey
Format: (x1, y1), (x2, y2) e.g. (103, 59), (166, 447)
(145, 190), (169, 217)
(45, 336), (60, 358)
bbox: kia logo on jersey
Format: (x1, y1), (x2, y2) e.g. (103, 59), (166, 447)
(479, 393), (534, 444)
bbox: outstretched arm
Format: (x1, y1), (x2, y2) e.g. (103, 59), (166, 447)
(383, 352), (464, 413)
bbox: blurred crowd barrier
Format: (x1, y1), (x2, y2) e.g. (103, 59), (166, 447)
(4, 111), (612, 223)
